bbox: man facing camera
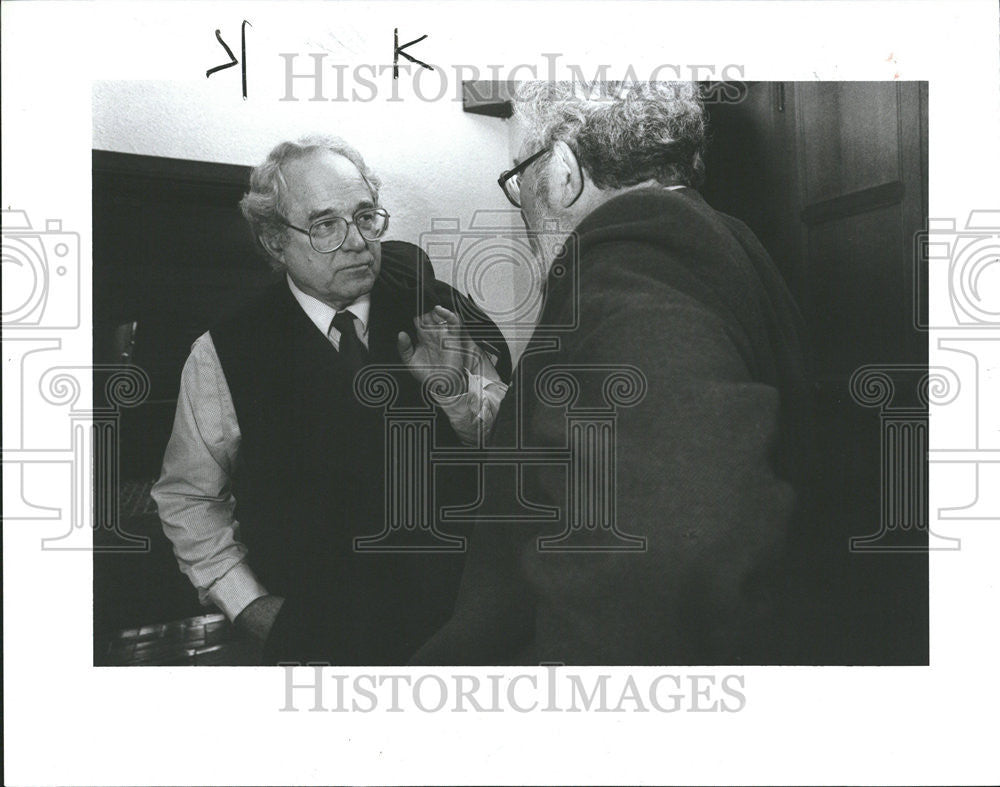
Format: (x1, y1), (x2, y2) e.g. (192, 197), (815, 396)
(412, 82), (816, 665)
(153, 136), (509, 664)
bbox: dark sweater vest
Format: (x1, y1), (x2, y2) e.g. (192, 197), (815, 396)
(211, 269), (472, 665)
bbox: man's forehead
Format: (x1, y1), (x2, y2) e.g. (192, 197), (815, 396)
(285, 150), (368, 188)
(283, 150), (372, 214)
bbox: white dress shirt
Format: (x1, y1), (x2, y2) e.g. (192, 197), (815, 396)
(287, 275), (372, 350)
(152, 276), (507, 621)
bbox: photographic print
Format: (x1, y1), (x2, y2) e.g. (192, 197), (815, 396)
(3, 2), (998, 785)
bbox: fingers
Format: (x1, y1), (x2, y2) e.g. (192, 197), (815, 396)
(396, 330), (414, 363)
(412, 314), (436, 345)
(433, 305), (460, 326)
(416, 306), (460, 329)
(434, 306), (477, 357)
(412, 314), (453, 347)
(410, 307), (469, 371)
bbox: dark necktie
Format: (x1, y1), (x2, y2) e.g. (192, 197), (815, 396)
(330, 309), (368, 372)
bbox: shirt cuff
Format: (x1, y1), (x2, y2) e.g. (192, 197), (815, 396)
(206, 562), (269, 621)
(433, 369), (504, 406)
(432, 372), (468, 406)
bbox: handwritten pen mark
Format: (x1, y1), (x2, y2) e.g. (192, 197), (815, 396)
(206, 21), (252, 99)
(393, 27), (433, 79)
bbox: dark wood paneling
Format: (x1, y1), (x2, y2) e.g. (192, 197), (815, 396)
(792, 82), (928, 663)
(807, 203), (907, 375)
(702, 82), (805, 303)
(93, 150), (279, 477)
(707, 83), (929, 662)
(800, 180), (905, 226)
(93, 152), (283, 642)
(796, 82), (902, 204)
(792, 82), (926, 373)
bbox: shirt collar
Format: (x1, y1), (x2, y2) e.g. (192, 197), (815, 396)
(286, 274), (371, 336)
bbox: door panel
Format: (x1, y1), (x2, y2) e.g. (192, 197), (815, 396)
(796, 82), (903, 204)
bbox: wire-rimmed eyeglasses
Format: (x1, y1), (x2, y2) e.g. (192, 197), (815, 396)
(280, 207), (390, 253)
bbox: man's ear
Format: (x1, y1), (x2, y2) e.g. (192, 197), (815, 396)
(550, 140), (584, 209)
(260, 232), (285, 264)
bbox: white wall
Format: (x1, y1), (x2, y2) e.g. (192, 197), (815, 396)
(93, 78), (535, 352)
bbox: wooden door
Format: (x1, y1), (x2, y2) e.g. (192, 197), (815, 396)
(703, 82), (929, 663)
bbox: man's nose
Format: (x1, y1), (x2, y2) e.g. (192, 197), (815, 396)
(341, 221), (367, 252)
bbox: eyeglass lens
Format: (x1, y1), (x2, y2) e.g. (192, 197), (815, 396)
(506, 175), (521, 207)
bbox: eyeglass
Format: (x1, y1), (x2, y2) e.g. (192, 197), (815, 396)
(498, 147), (551, 208)
(280, 207), (390, 253)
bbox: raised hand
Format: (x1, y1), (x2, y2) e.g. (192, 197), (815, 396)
(397, 305), (470, 396)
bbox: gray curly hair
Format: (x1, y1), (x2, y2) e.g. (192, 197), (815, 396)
(239, 134), (382, 265)
(513, 81), (708, 191)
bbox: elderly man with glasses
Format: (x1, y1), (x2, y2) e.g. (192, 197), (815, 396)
(413, 82), (816, 666)
(153, 135), (510, 664)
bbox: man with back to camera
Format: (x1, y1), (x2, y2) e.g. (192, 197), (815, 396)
(411, 82), (817, 665)
(152, 135), (511, 665)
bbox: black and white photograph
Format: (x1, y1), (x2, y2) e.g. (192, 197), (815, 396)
(90, 78), (930, 669)
(3, 1), (999, 784)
